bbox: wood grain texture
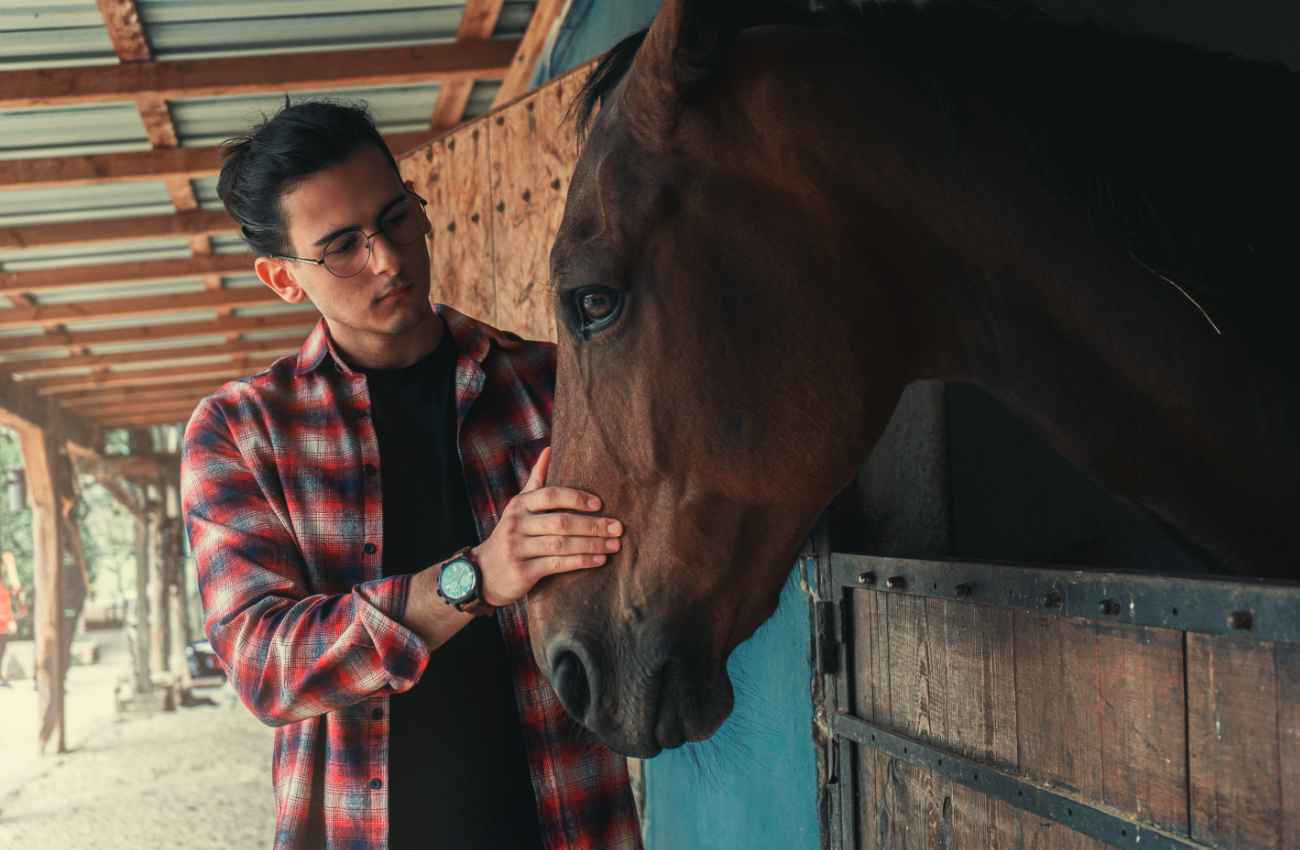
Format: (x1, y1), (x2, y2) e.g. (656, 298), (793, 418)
(96, 0), (152, 62)
(488, 77), (581, 341)
(1188, 633), (1286, 850)
(0, 209), (236, 251)
(0, 286), (276, 330)
(403, 121), (498, 324)
(0, 253), (250, 296)
(1280, 643), (1300, 850)
(0, 40), (519, 109)
(1013, 612), (1104, 798)
(0, 311), (312, 356)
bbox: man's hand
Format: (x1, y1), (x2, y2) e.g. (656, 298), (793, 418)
(472, 447), (621, 606)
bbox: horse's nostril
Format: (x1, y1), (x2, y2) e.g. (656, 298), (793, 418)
(552, 650), (592, 722)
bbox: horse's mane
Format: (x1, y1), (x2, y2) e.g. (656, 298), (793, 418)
(575, 2), (1300, 367)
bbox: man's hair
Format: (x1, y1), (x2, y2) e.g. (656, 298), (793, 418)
(217, 100), (401, 257)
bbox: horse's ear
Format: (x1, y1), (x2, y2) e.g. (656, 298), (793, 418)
(623, 0), (735, 147)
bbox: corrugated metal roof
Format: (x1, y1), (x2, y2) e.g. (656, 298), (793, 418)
(172, 81), (450, 146)
(0, 182), (175, 227)
(139, 0), (535, 60)
(0, 0), (117, 70)
(0, 0), (546, 428)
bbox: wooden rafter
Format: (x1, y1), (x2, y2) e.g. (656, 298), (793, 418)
(0, 286), (279, 330)
(491, 0), (568, 108)
(79, 398), (203, 418)
(97, 0), (152, 62)
(95, 409), (199, 428)
(65, 389), (206, 413)
(431, 0), (506, 131)
(0, 253), (251, 297)
(1, 40), (520, 109)
(0, 209), (235, 252)
(34, 364), (249, 396)
(0, 132), (429, 192)
(66, 443), (176, 481)
(58, 378), (242, 406)
(0, 311), (313, 356)
(0, 337), (296, 377)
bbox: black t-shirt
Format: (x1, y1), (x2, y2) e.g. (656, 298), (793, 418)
(362, 332), (544, 850)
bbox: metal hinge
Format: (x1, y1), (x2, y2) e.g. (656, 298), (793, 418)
(814, 599), (846, 675)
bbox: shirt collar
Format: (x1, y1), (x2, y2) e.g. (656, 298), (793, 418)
(295, 305), (496, 377)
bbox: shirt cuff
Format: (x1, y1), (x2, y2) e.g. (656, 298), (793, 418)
(353, 574), (430, 693)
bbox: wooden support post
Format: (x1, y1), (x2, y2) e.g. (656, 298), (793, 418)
(16, 417), (69, 754)
(147, 483), (169, 674)
(130, 501), (151, 694)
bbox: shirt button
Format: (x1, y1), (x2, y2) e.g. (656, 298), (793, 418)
(363, 464), (377, 476)
(364, 543), (377, 555)
(369, 779), (383, 790)
(371, 708), (383, 721)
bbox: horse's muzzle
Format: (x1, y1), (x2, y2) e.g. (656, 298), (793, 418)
(544, 630), (733, 758)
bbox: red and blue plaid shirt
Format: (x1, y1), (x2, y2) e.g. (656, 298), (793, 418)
(182, 306), (641, 850)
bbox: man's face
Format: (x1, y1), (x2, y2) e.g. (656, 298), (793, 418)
(260, 143), (433, 348)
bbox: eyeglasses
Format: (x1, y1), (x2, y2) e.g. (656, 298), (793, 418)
(274, 191), (431, 278)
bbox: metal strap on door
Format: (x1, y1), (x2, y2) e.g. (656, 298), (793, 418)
(812, 551), (1300, 850)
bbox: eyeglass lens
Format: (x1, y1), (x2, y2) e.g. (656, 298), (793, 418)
(322, 196), (430, 277)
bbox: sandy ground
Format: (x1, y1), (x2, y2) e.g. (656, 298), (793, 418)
(0, 630), (276, 849)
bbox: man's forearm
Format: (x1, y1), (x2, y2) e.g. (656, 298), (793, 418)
(402, 564), (474, 650)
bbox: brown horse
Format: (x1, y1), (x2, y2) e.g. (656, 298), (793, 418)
(528, 0), (1300, 757)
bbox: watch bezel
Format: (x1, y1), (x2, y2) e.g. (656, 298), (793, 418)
(435, 548), (488, 613)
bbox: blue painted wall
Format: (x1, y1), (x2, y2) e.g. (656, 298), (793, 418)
(639, 567), (820, 850)
(535, 6), (821, 848)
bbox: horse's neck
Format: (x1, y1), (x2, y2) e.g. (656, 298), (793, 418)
(921, 189), (1299, 575)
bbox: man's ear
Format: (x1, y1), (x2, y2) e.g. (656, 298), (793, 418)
(254, 256), (308, 305)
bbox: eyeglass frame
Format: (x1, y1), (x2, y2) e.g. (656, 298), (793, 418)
(270, 190), (431, 279)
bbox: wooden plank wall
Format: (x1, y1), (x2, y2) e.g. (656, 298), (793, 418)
(849, 591), (1300, 850)
(398, 64), (592, 344)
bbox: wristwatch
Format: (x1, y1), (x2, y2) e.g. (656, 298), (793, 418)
(435, 547), (494, 616)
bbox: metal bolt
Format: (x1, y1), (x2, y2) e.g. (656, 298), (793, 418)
(1099, 598), (1121, 616)
(1227, 610), (1253, 630)
(857, 571), (876, 586)
(1042, 590), (1063, 609)
(954, 583), (973, 598)
(885, 576), (907, 590)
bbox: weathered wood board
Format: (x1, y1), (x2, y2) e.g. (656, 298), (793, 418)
(844, 583), (1296, 850)
(398, 62), (592, 344)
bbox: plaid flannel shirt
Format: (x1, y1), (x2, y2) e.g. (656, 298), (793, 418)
(182, 305), (640, 850)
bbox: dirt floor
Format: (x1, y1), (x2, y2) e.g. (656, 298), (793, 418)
(0, 630), (275, 849)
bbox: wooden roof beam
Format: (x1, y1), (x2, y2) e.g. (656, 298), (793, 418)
(33, 363), (250, 396)
(0, 337), (296, 377)
(79, 398), (202, 419)
(431, 0), (506, 131)
(1, 39), (519, 109)
(0, 286), (280, 330)
(0, 132), (429, 192)
(0, 209), (235, 252)
(95, 409), (199, 428)
(491, 0), (568, 108)
(0, 311), (314, 356)
(58, 378), (238, 406)
(0, 253), (251, 297)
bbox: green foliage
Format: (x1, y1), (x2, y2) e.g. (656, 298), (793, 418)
(0, 428), (34, 588)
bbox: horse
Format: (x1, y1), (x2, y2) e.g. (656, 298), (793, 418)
(526, 0), (1300, 758)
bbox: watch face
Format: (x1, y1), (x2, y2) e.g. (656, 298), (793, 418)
(440, 558), (477, 601)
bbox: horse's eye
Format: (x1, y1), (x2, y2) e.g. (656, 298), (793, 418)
(571, 287), (623, 336)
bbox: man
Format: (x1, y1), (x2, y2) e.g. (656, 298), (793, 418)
(182, 102), (640, 849)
